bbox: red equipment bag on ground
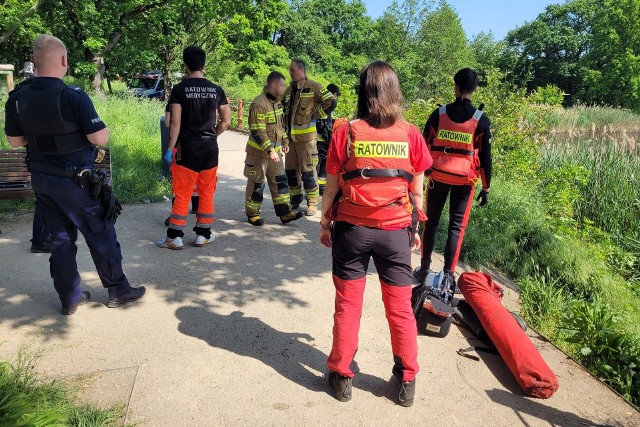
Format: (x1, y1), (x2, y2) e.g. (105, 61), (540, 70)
(458, 271), (559, 399)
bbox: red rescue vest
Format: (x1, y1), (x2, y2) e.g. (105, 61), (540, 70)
(430, 106), (483, 185)
(332, 119), (419, 229)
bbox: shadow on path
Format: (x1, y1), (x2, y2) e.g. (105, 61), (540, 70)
(175, 303), (399, 401)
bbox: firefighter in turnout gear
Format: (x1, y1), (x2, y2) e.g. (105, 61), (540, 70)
(316, 83), (340, 195)
(244, 72), (304, 226)
(414, 68), (493, 290)
(284, 60), (337, 216)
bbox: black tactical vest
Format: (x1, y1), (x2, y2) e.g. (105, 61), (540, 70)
(17, 81), (93, 155)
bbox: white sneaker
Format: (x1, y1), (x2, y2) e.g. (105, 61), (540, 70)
(157, 236), (184, 250)
(194, 232), (215, 247)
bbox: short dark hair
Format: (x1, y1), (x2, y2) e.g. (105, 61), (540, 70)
(327, 83), (340, 96)
(267, 71), (286, 85)
(454, 68), (478, 94)
(291, 60), (306, 73)
(183, 45), (206, 72)
(356, 61), (403, 129)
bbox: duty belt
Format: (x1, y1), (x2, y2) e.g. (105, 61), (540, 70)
(30, 161), (93, 187)
(430, 146), (475, 156)
(342, 168), (414, 183)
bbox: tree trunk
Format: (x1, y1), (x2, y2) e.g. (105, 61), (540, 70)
(92, 56), (105, 96)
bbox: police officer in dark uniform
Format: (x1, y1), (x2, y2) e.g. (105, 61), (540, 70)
(3, 35), (145, 315)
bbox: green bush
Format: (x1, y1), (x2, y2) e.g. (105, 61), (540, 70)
(561, 298), (640, 404)
(529, 84), (566, 106)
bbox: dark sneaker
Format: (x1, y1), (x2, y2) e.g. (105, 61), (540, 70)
(397, 378), (416, 407)
(280, 211), (304, 224)
(31, 240), (53, 253)
(248, 216), (264, 226)
(328, 371), (353, 402)
(61, 291), (91, 315)
(412, 267), (432, 285)
(107, 286), (146, 308)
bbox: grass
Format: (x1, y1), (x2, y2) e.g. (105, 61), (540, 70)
(0, 94), (171, 206)
(541, 138), (640, 244)
(91, 95), (170, 203)
(0, 350), (124, 427)
(533, 104), (640, 131)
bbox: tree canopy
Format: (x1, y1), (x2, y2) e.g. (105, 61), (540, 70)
(1, 0), (638, 110)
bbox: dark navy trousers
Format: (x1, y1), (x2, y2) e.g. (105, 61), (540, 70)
(31, 172), (131, 307)
(32, 197), (51, 244)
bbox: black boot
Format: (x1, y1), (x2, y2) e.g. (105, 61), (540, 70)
(397, 378), (416, 407)
(328, 371), (353, 402)
(31, 239), (53, 253)
(61, 291), (91, 315)
(412, 266), (432, 285)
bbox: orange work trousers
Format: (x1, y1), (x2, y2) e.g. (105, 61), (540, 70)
(168, 165), (218, 232)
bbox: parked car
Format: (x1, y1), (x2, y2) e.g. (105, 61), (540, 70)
(128, 71), (164, 99)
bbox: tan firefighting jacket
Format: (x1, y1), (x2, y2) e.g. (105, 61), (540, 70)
(284, 77), (334, 143)
(246, 90), (288, 158)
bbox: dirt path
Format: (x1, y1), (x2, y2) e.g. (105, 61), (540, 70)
(1, 131), (638, 426)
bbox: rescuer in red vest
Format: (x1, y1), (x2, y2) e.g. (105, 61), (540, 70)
(319, 61), (432, 407)
(413, 68), (492, 289)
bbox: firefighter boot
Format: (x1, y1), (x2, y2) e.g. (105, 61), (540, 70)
(248, 215), (264, 226)
(280, 210), (304, 224)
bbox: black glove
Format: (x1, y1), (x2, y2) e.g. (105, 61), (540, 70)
(101, 185), (122, 221)
(476, 190), (489, 207)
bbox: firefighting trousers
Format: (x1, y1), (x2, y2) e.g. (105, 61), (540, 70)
(327, 222), (419, 382)
(285, 139), (319, 207)
(316, 139), (328, 188)
(243, 153), (292, 218)
(420, 178), (475, 273)
(168, 164), (218, 239)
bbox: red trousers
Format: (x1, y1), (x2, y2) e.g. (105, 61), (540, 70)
(169, 164), (218, 231)
(327, 277), (419, 381)
(328, 223), (419, 382)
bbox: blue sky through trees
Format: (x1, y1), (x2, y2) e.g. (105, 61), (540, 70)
(363, 0), (554, 40)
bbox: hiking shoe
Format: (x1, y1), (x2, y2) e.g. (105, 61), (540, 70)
(280, 211), (304, 224)
(107, 286), (146, 308)
(195, 233), (215, 247)
(305, 206), (318, 217)
(328, 371), (353, 402)
(248, 216), (264, 226)
(31, 240), (53, 253)
(412, 267), (432, 285)
(157, 236), (184, 250)
(397, 378), (416, 407)
(61, 291), (91, 315)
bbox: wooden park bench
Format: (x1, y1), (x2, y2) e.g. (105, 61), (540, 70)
(0, 148), (111, 200)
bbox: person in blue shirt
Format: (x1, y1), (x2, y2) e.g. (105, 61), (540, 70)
(3, 34), (145, 315)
